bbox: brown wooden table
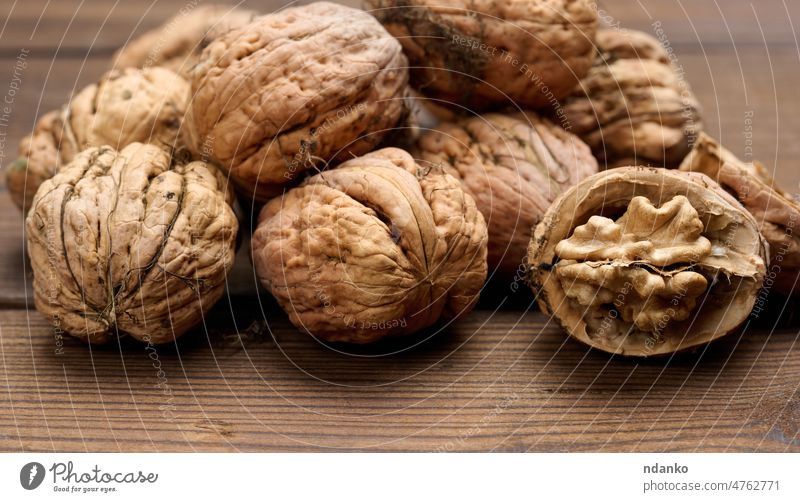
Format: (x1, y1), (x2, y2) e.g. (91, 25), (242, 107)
(1, 0), (798, 452)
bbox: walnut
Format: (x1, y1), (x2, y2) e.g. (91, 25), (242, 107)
(561, 29), (703, 168)
(414, 111), (598, 278)
(6, 111), (65, 212)
(680, 133), (800, 295)
(184, 2), (409, 202)
(251, 148), (487, 343)
(112, 4), (258, 77)
(366, 0), (597, 110)
(528, 167), (767, 356)
(7, 67), (189, 212)
(26, 143), (238, 344)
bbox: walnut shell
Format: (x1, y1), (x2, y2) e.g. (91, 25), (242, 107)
(184, 2), (409, 202)
(528, 167), (767, 356)
(680, 133), (800, 295)
(366, 0), (597, 110)
(26, 143), (238, 345)
(561, 29), (703, 168)
(366, 0), (597, 109)
(251, 148), (488, 343)
(112, 4), (258, 77)
(6, 110), (66, 211)
(7, 67), (190, 212)
(414, 111), (598, 278)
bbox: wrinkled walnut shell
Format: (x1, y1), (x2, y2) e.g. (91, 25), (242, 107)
(112, 4), (258, 77)
(561, 29), (703, 168)
(414, 111), (598, 278)
(528, 167), (767, 356)
(26, 143), (238, 344)
(680, 133), (800, 295)
(7, 67), (190, 212)
(184, 2), (409, 201)
(6, 110), (66, 212)
(366, 0), (597, 110)
(251, 147), (488, 343)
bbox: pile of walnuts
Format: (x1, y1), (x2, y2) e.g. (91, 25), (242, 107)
(8, 1), (799, 356)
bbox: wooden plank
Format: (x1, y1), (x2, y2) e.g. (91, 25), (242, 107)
(598, 0), (800, 46)
(0, 306), (797, 452)
(0, 0), (361, 54)
(0, 0), (798, 54)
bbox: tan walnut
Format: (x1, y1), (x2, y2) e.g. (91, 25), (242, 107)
(560, 29), (703, 168)
(26, 143), (238, 345)
(680, 133), (800, 295)
(184, 2), (409, 202)
(251, 148), (488, 343)
(112, 4), (258, 77)
(366, 0), (597, 110)
(528, 167), (767, 356)
(7, 67), (190, 212)
(414, 111), (598, 279)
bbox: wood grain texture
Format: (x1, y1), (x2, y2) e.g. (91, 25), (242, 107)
(0, 0), (799, 452)
(1, 0), (797, 53)
(599, 0), (800, 46)
(0, 0), (361, 53)
(1, 305), (798, 452)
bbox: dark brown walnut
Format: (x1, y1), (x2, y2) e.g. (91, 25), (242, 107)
(561, 29), (703, 169)
(184, 2), (409, 202)
(415, 111), (598, 279)
(7, 67), (189, 212)
(528, 167), (767, 356)
(251, 148), (488, 343)
(680, 133), (800, 295)
(112, 4), (258, 77)
(366, 0), (597, 110)
(26, 143), (238, 345)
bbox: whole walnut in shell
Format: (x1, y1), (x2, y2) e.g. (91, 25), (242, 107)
(251, 148), (488, 343)
(7, 66), (189, 212)
(184, 2), (409, 202)
(415, 111), (598, 279)
(528, 167), (767, 356)
(561, 29), (702, 168)
(26, 143), (238, 345)
(680, 133), (800, 295)
(366, 0), (597, 110)
(112, 4), (258, 77)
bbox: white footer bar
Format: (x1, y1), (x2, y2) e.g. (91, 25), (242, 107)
(2, 453), (797, 501)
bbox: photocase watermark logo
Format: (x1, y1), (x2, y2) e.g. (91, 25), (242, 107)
(15, 460), (159, 493)
(19, 462), (45, 490)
